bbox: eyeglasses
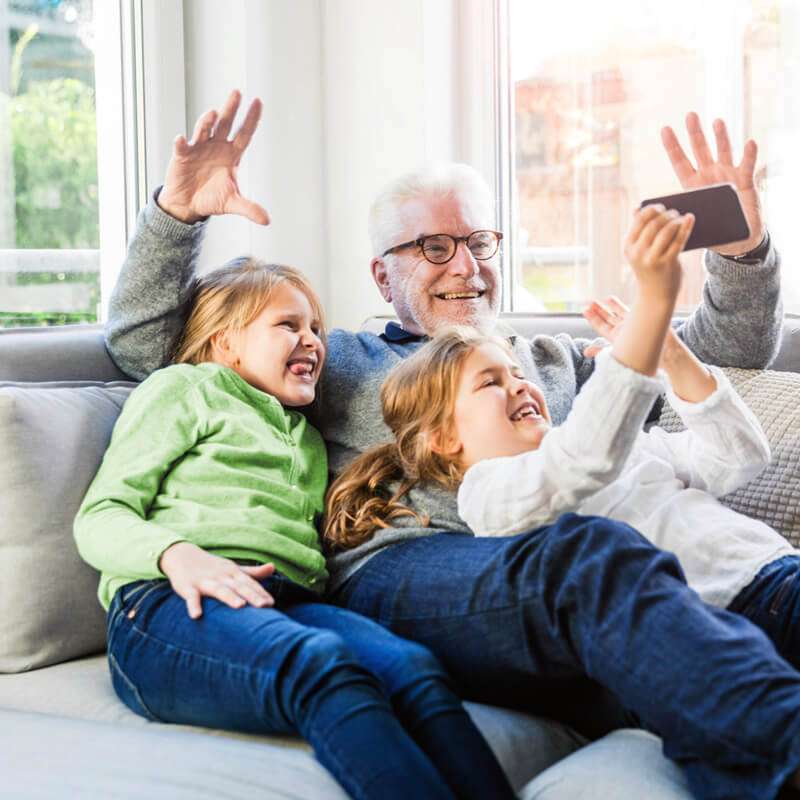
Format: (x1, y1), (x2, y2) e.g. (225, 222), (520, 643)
(381, 230), (503, 265)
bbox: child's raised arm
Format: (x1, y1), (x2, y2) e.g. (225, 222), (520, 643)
(611, 204), (694, 376)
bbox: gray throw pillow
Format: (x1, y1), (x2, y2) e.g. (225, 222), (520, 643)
(0, 381), (135, 673)
(658, 368), (800, 548)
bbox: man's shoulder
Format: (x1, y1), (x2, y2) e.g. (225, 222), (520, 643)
(327, 327), (418, 364)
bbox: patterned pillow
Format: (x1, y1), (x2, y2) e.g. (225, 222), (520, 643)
(657, 368), (800, 548)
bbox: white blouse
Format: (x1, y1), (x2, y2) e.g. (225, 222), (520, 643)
(458, 349), (796, 608)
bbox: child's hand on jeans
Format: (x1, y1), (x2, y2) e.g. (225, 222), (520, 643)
(159, 541), (276, 619)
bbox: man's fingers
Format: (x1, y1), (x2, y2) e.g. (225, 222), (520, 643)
(232, 98), (263, 152)
(213, 89), (243, 140)
(713, 118), (734, 166)
(685, 111), (714, 168)
(738, 139), (758, 186)
(191, 109), (217, 145)
(660, 126), (695, 186)
(173, 134), (191, 157)
(226, 195), (271, 225)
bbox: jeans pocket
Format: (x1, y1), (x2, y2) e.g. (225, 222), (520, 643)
(121, 579), (168, 621)
(108, 651), (163, 723)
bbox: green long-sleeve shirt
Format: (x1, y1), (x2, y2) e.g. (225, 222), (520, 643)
(74, 362), (329, 610)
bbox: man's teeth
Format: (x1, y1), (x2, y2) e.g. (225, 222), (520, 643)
(439, 291), (481, 300)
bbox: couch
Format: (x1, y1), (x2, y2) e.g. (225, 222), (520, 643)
(1, 313), (799, 798)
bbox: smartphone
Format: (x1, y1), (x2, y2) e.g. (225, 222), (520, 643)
(639, 183), (750, 252)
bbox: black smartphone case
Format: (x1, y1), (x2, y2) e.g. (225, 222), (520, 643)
(640, 183), (751, 252)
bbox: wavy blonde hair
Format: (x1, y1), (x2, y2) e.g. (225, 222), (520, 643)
(324, 326), (511, 551)
(172, 257), (326, 365)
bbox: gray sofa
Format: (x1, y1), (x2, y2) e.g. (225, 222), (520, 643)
(1, 313), (799, 798)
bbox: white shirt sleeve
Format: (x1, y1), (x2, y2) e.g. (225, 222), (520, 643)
(635, 366), (771, 497)
(458, 349), (663, 536)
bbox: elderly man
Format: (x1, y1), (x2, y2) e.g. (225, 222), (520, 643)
(106, 91), (800, 799)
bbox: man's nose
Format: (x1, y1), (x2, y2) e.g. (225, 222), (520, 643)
(446, 241), (479, 277)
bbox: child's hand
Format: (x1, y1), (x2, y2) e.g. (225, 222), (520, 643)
(583, 296), (684, 361)
(159, 541), (276, 619)
(624, 205), (694, 301)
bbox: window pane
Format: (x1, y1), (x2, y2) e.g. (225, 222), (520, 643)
(509, 0), (800, 313)
(0, 0), (98, 327)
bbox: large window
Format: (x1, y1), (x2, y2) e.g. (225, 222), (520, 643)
(504, 0), (800, 313)
(0, 0), (99, 327)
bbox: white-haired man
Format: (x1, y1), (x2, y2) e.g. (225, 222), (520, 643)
(106, 91), (800, 799)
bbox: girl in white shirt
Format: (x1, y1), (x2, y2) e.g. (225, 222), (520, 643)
(325, 204), (800, 670)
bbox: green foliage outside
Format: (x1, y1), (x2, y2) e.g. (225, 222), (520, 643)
(2, 75), (100, 328)
(11, 77), (99, 249)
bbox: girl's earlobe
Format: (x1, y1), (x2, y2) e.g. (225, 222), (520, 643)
(429, 427), (463, 458)
(210, 329), (237, 367)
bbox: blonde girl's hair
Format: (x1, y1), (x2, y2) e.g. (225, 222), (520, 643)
(324, 326), (512, 552)
(172, 257), (326, 365)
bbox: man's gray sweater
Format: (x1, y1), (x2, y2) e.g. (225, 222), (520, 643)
(106, 194), (783, 590)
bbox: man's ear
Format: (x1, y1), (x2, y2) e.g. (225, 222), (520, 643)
(429, 426), (463, 458)
(371, 257), (392, 303)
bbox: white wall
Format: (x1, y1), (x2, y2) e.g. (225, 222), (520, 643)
(182, 0), (327, 305)
(321, 0), (460, 328)
(176, 0), (478, 329)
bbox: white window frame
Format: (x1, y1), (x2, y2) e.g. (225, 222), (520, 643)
(95, 0), (186, 322)
(464, 0), (773, 314)
(0, 0), (185, 326)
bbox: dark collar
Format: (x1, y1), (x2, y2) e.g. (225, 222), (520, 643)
(381, 321), (426, 344)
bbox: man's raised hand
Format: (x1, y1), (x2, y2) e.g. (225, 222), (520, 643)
(661, 112), (764, 257)
(157, 89), (270, 226)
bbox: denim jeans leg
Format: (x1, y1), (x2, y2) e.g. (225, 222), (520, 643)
(332, 515), (800, 800)
(288, 600), (516, 799)
(106, 577), (457, 800)
(729, 555), (800, 670)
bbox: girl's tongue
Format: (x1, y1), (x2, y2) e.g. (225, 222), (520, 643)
(288, 362), (311, 376)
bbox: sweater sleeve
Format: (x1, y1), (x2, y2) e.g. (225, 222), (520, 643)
(458, 350), (663, 536)
(73, 368), (201, 578)
(105, 189), (208, 381)
(673, 235), (783, 368)
(636, 367), (771, 497)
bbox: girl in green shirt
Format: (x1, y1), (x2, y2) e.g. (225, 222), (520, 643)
(75, 257), (514, 800)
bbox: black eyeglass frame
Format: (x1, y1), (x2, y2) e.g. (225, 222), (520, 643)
(381, 230), (504, 264)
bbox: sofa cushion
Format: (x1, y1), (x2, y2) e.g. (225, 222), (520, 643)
(0, 709), (348, 800)
(0, 381), (135, 672)
(0, 654), (584, 793)
(658, 368), (800, 546)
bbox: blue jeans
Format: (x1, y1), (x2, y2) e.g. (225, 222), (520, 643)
(107, 572), (515, 800)
(331, 514), (800, 800)
(730, 554), (800, 670)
